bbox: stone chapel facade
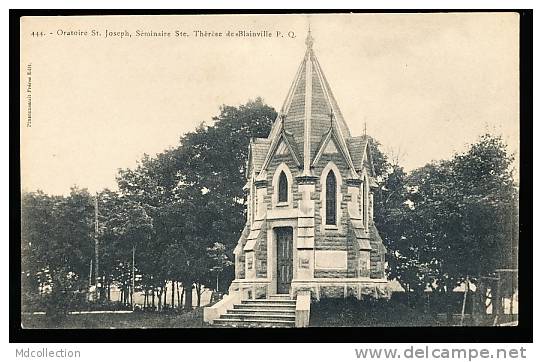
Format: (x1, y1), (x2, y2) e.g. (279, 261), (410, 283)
(230, 31), (389, 300)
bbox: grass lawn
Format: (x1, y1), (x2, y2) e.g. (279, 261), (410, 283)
(21, 308), (209, 329)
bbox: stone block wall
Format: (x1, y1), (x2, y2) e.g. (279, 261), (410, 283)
(254, 228), (268, 278)
(312, 153), (358, 277)
(265, 154), (302, 210)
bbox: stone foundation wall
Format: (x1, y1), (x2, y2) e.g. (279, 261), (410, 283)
(291, 280), (391, 300)
(230, 279), (390, 301)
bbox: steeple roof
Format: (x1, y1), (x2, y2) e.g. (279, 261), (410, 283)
(265, 29), (356, 176)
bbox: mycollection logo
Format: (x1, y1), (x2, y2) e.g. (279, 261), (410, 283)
(15, 347), (81, 358)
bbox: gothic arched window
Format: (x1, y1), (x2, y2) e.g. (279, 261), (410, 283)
(326, 170), (337, 225)
(278, 171), (288, 203)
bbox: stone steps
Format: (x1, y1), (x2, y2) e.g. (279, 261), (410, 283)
(228, 308), (296, 315)
(238, 301), (295, 308)
(212, 297), (296, 328)
(221, 313), (295, 320)
(268, 294), (293, 300)
(243, 298), (295, 303)
(212, 318), (295, 328)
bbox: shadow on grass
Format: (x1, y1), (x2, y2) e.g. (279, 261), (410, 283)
(21, 308), (209, 329)
(309, 297), (446, 327)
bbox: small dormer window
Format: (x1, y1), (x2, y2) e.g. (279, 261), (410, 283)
(278, 171), (288, 203)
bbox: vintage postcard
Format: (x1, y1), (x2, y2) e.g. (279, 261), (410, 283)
(19, 13), (521, 333)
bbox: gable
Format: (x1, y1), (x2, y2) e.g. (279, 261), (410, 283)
(323, 139), (339, 154)
(276, 139), (289, 156)
(312, 128), (356, 175)
(269, 137), (301, 168)
(259, 131), (302, 177)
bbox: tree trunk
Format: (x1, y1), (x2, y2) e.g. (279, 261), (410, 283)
(157, 287), (162, 312)
(171, 281), (175, 308)
(180, 285), (184, 310)
(196, 283), (202, 307)
(491, 278), (501, 317)
(184, 283), (193, 311)
(152, 288), (155, 310)
(144, 290), (147, 309)
(445, 281), (454, 325)
(176, 282), (181, 310)
(163, 285), (168, 309)
(473, 275), (489, 325)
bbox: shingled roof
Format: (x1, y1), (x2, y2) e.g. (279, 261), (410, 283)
(347, 136), (370, 172)
(248, 138), (270, 177)
(263, 30), (356, 176)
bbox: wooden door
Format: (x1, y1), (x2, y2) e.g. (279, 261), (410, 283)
(276, 227), (293, 294)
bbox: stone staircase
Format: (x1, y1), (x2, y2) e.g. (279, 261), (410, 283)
(212, 295), (296, 328)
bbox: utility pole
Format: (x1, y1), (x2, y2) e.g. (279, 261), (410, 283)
(132, 245), (136, 311)
(94, 192), (100, 301)
(88, 259), (93, 301)
(460, 276), (469, 326)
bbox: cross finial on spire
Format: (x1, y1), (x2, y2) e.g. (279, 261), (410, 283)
(305, 23), (314, 50)
(363, 121), (367, 137)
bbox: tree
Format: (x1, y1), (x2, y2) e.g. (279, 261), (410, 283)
(171, 98), (276, 307)
(115, 98), (276, 311)
(382, 134), (518, 318)
(207, 242), (234, 293)
(21, 187), (95, 316)
(21, 191), (60, 309)
(99, 189), (153, 305)
(369, 139), (419, 291)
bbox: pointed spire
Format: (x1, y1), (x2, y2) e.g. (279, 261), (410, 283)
(260, 23), (357, 179)
(305, 23), (314, 50)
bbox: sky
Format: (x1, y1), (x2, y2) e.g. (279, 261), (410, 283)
(20, 13), (519, 195)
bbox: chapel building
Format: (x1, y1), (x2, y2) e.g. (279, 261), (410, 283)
(230, 30), (389, 300)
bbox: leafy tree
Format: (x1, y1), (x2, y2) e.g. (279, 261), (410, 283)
(381, 134), (518, 318)
(21, 187), (95, 315)
(21, 191), (60, 309)
(99, 189), (153, 304)
(115, 98), (276, 310)
(207, 242), (234, 293)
